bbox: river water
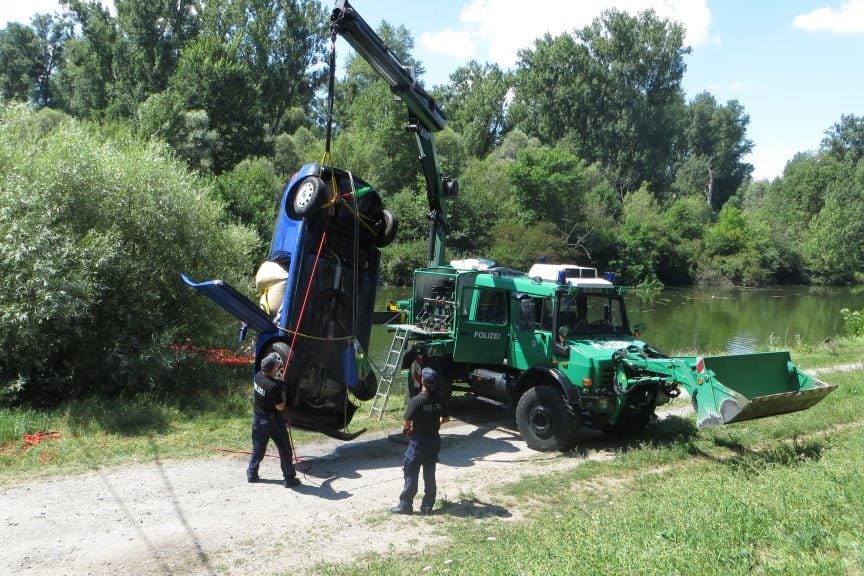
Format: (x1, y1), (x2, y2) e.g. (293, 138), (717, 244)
(369, 285), (864, 365)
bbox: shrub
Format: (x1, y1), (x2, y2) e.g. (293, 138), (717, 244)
(0, 105), (257, 406)
(840, 308), (864, 338)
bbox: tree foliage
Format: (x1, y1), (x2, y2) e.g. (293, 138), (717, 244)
(436, 61), (510, 158)
(511, 10), (689, 196)
(0, 105), (255, 404)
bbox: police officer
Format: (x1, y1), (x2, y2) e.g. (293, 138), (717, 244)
(391, 366), (449, 515)
(247, 352), (301, 488)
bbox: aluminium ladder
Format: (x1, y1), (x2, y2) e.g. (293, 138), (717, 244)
(369, 325), (412, 420)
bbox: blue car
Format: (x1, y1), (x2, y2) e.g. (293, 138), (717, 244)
(183, 163), (397, 440)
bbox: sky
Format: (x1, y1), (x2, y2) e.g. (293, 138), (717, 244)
(2, 1), (863, 181)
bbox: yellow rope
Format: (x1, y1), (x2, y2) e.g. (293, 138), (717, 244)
(283, 329), (353, 342)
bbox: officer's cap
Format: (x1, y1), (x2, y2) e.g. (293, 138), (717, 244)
(421, 367), (439, 385)
(261, 352), (283, 371)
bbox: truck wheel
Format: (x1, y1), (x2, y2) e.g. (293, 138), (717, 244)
(288, 176), (327, 219)
(516, 384), (580, 452)
(373, 209), (398, 247)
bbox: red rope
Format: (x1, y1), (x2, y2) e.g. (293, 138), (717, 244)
(285, 220), (329, 368)
(213, 447), (279, 459)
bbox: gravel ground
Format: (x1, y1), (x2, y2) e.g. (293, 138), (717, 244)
(3, 396), (660, 576)
(2, 363), (848, 576)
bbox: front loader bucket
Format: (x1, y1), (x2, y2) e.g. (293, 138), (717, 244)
(693, 351), (836, 428)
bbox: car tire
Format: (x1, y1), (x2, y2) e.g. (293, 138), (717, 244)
(515, 384), (580, 452)
(373, 209), (398, 247)
(288, 176), (327, 219)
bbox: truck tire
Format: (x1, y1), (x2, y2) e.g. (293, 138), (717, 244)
(288, 176), (327, 219)
(516, 384), (580, 452)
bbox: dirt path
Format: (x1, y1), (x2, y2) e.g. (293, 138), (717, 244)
(1, 397), (646, 576)
(3, 360), (852, 576)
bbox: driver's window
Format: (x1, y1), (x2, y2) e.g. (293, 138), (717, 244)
(518, 297), (552, 331)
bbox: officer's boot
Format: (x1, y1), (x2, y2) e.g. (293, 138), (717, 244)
(390, 501), (413, 515)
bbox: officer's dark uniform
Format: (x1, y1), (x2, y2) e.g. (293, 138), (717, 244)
(395, 370), (449, 514)
(246, 369), (297, 484)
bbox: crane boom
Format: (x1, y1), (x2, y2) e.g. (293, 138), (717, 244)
(330, 0), (456, 267)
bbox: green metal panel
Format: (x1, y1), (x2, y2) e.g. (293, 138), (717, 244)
(452, 285), (510, 364)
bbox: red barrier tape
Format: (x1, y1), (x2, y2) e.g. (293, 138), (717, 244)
(23, 431), (61, 447)
(170, 344), (253, 366)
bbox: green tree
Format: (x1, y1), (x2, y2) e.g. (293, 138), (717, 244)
(0, 15), (70, 106)
(821, 114), (864, 166)
(436, 61), (511, 158)
(201, 0), (327, 135)
(802, 162), (864, 283)
(213, 157), (283, 245)
(111, 0), (200, 111)
(511, 9), (689, 196)
(137, 91), (219, 172)
(0, 23), (43, 102)
(330, 23), (426, 195)
(506, 145), (615, 260)
(675, 92), (753, 209)
(169, 35), (265, 172)
(54, 1), (117, 117)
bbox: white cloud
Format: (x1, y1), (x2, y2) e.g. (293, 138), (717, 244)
(748, 147), (793, 181)
(0, 0), (63, 27)
(794, 0), (864, 33)
(422, 0), (711, 67)
(421, 28), (477, 59)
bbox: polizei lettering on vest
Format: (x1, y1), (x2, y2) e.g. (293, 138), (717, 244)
(473, 331), (501, 340)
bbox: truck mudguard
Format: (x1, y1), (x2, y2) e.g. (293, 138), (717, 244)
(514, 366), (580, 405)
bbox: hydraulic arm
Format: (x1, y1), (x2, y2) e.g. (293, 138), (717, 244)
(330, 0), (457, 267)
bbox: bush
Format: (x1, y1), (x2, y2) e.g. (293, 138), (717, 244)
(840, 308), (864, 337)
(0, 105), (257, 406)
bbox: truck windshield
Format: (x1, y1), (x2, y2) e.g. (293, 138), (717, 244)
(558, 294), (625, 335)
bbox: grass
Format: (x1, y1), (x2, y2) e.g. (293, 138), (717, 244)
(0, 368), (410, 485)
(1, 337), (860, 491)
(318, 367), (864, 576)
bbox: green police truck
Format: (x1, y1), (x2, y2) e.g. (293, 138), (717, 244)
(376, 262), (836, 451)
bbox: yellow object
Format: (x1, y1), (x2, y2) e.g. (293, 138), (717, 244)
(255, 261), (288, 317)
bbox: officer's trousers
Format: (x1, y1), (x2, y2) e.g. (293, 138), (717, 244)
(399, 435), (440, 510)
(247, 411), (296, 481)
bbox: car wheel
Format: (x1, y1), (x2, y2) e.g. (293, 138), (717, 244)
(515, 384), (580, 451)
(260, 341), (294, 379)
(288, 176), (327, 219)
(373, 209), (398, 247)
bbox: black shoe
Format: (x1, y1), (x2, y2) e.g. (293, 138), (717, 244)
(390, 504), (413, 515)
(284, 477), (301, 488)
(247, 475), (260, 483)
(419, 507), (433, 516)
